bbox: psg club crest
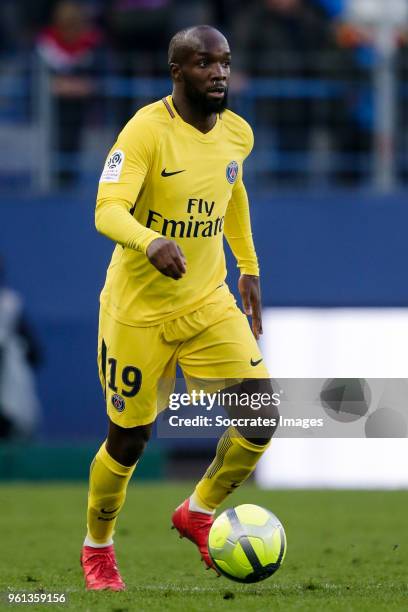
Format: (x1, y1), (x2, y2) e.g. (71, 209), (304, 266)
(226, 161), (239, 184)
(111, 393), (125, 412)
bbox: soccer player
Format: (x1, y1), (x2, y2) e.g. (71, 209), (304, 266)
(81, 25), (278, 591)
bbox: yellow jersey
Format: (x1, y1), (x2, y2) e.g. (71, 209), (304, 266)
(96, 95), (259, 326)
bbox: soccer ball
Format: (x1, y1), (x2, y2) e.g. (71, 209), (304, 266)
(208, 504), (286, 583)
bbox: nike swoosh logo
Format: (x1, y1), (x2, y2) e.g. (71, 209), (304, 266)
(101, 507), (120, 514)
(161, 168), (185, 177)
(250, 358), (263, 367)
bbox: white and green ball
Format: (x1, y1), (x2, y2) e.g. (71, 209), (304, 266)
(208, 504), (286, 583)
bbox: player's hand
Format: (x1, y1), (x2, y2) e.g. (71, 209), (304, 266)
(146, 237), (187, 280)
(238, 274), (263, 340)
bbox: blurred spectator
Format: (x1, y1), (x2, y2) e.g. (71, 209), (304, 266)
(36, 0), (103, 187)
(19, 0), (57, 38)
(329, 1), (408, 182)
(325, 0), (376, 183)
(204, 1), (243, 34)
(0, 258), (42, 440)
(170, 0), (214, 32)
(231, 0), (337, 184)
(107, 0), (172, 75)
(105, 0), (174, 124)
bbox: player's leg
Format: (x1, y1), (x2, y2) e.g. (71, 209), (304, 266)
(192, 377), (278, 514)
(82, 308), (174, 590)
(182, 296), (277, 510)
(82, 419), (154, 591)
(85, 419), (153, 548)
(172, 390), (277, 569)
(171, 293), (277, 567)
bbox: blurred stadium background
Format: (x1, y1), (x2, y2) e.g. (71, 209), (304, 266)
(1, 0), (408, 489)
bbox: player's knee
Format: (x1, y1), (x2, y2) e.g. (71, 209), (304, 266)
(223, 378), (279, 444)
(107, 420), (153, 466)
(125, 428), (150, 461)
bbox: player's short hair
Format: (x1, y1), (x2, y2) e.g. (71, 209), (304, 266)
(168, 25), (224, 66)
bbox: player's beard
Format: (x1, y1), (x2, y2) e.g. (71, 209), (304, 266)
(183, 76), (228, 115)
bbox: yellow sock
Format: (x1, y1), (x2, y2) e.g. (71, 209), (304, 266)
(86, 442), (136, 545)
(193, 427), (270, 511)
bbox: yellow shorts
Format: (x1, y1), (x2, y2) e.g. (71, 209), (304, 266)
(97, 286), (270, 427)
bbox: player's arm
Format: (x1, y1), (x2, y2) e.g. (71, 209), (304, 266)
(224, 174), (262, 339)
(96, 119), (186, 279)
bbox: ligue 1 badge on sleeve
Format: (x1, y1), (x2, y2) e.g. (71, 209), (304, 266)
(100, 149), (125, 183)
(226, 160), (239, 184)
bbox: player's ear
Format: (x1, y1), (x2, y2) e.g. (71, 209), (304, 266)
(169, 62), (183, 82)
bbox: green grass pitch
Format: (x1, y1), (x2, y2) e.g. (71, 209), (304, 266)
(1, 483), (407, 611)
